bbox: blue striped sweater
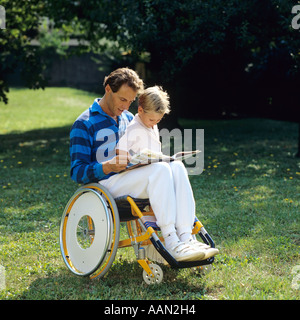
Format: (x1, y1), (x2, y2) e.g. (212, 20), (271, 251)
(70, 98), (133, 184)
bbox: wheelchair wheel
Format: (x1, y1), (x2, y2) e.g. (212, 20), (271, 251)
(142, 264), (163, 285)
(60, 183), (120, 279)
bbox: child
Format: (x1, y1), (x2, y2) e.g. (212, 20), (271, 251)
(116, 86), (219, 262)
(116, 85), (170, 157)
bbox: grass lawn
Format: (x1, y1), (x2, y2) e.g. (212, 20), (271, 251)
(0, 87), (299, 300)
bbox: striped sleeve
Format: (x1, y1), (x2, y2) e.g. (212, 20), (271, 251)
(70, 120), (105, 184)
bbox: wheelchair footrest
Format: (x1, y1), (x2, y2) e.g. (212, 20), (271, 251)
(150, 234), (214, 269)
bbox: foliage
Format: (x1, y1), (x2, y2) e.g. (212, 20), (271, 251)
(0, 0), (46, 103)
(44, 0), (300, 125)
(0, 1), (82, 104)
(1, 0), (300, 121)
(45, 0), (300, 78)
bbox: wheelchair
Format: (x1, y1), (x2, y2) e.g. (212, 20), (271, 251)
(59, 183), (216, 284)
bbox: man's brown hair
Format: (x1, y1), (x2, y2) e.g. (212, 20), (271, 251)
(103, 67), (144, 94)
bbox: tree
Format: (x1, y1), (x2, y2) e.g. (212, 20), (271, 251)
(0, 0), (78, 104)
(45, 0), (233, 125)
(0, 0), (48, 103)
(3, 0), (299, 104)
(2, 0), (300, 124)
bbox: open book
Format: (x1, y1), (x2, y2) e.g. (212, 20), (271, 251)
(124, 148), (201, 171)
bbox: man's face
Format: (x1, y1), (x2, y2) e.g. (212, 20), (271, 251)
(105, 84), (137, 117)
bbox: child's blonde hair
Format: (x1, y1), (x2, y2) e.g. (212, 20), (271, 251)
(138, 86), (170, 114)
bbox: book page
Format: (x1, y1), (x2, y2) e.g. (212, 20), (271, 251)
(122, 149), (201, 172)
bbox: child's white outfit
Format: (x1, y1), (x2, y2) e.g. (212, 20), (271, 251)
(100, 114), (218, 261)
(117, 114), (161, 154)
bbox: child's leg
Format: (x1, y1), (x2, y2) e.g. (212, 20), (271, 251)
(169, 161), (219, 258)
(169, 161), (195, 241)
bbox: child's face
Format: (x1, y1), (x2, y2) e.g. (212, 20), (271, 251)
(138, 107), (164, 128)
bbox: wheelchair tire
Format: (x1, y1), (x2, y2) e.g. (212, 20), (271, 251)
(60, 183), (120, 279)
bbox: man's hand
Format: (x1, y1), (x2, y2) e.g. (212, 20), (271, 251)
(102, 154), (130, 174)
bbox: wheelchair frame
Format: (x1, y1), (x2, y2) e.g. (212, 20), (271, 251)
(60, 183), (215, 284)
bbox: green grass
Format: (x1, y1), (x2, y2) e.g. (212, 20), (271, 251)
(0, 88), (299, 300)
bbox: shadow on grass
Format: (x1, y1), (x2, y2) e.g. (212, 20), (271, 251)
(0, 125), (72, 155)
(0, 125), (78, 236)
(17, 259), (208, 300)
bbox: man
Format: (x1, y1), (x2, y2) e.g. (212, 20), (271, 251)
(70, 68), (142, 183)
(70, 67), (218, 262)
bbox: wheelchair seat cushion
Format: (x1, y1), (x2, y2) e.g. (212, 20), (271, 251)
(114, 196), (151, 221)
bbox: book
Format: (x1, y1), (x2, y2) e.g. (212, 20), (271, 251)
(123, 148), (201, 171)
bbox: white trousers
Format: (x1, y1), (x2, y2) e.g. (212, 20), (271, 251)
(100, 161), (196, 238)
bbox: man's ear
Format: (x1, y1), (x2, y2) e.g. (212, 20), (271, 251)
(138, 106), (143, 113)
(105, 84), (112, 94)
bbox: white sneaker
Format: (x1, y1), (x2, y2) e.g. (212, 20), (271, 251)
(168, 241), (205, 262)
(185, 239), (219, 260)
(203, 247), (219, 259)
(185, 238), (210, 249)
